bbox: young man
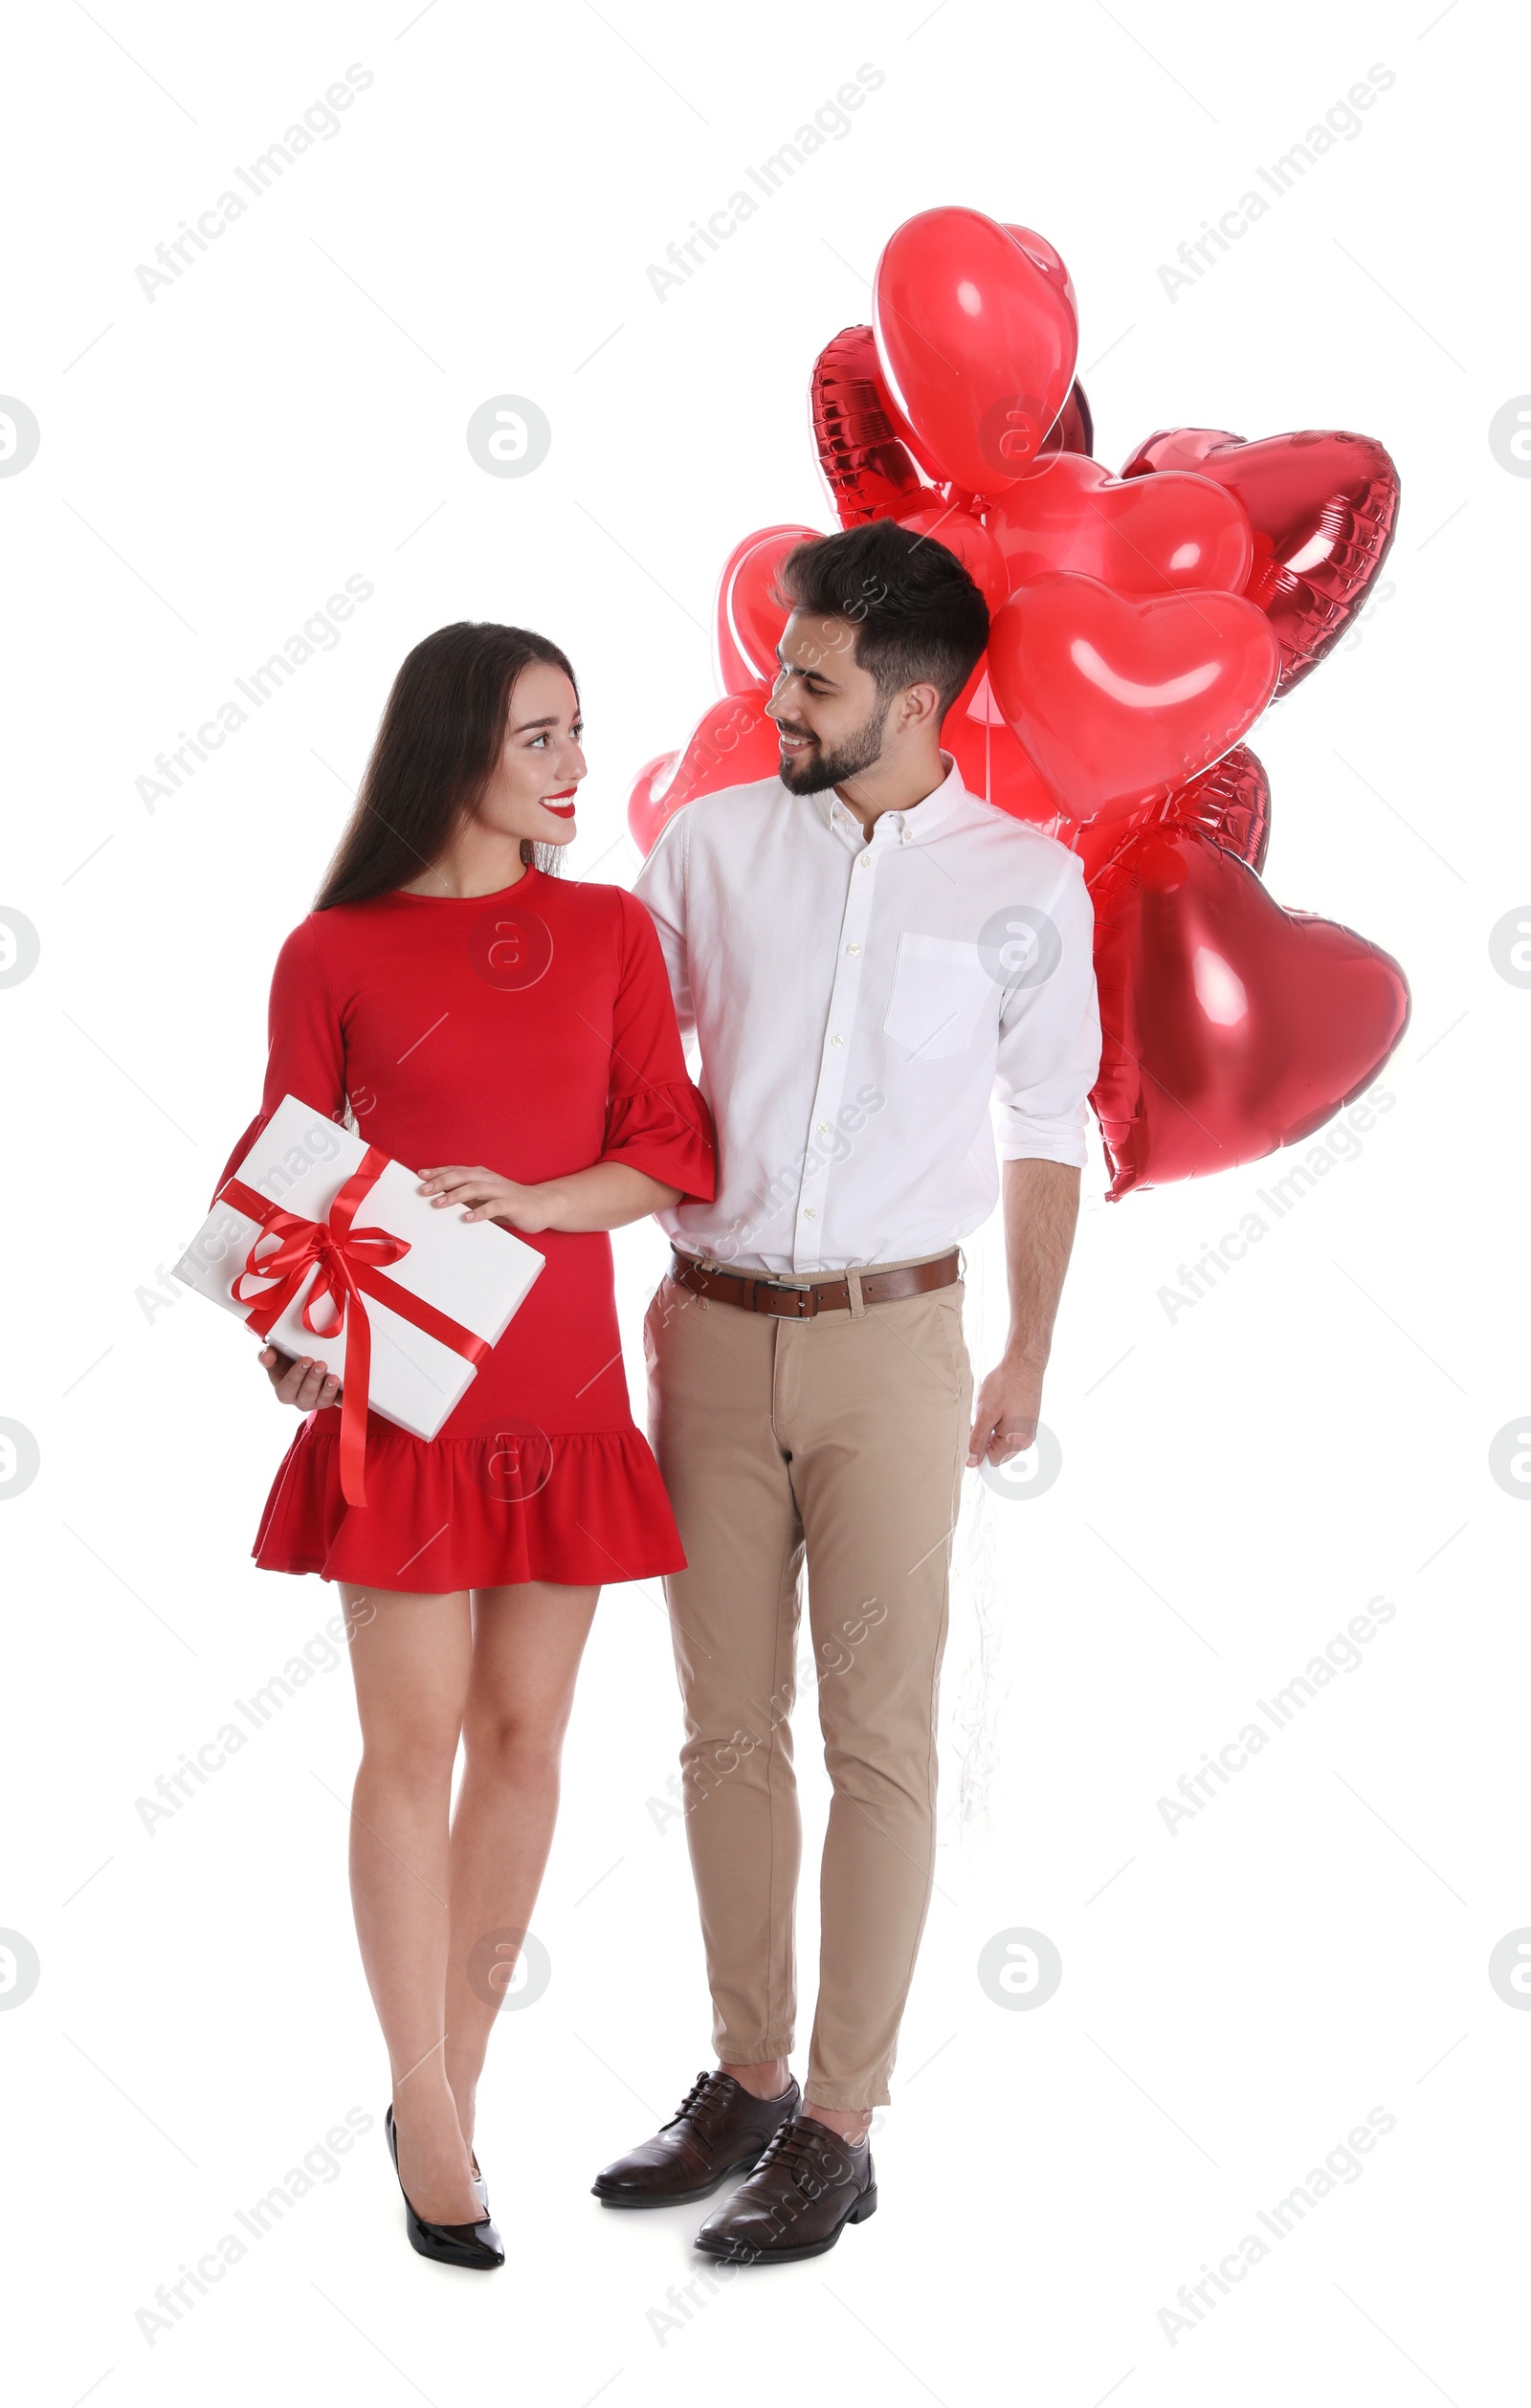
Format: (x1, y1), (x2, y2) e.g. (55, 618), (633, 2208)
(592, 519), (1101, 2261)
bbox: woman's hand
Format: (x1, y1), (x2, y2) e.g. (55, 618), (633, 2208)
(417, 1165), (554, 1232)
(419, 1160), (681, 1234)
(259, 1344), (341, 1411)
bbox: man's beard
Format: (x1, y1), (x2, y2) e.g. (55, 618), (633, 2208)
(776, 697), (890, 795)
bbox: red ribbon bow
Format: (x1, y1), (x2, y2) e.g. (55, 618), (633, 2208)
(220, 1148), (489, 1507)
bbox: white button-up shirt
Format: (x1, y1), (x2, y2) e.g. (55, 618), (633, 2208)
(632, 754), (1100, 1274)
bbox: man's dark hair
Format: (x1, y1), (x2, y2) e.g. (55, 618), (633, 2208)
(776, 519), (989, 718)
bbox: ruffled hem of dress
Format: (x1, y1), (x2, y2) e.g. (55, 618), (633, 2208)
(600, 1076), (716, 1202)
(252, 1417), (687, 1589)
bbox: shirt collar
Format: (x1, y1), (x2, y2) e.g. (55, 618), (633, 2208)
(814, 751), (969, 846)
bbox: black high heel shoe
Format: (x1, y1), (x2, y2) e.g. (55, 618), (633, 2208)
(385, 2105), (504, 2270)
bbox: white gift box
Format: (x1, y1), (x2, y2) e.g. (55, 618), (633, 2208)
(174, 1094), (544, 1442)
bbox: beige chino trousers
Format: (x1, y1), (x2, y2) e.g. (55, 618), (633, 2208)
(644, 1257), (974, 2110)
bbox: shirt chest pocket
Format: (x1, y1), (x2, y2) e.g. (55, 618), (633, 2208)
(881, 932), (993, 1061)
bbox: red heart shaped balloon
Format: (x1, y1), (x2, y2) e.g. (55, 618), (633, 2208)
(807, 318), (1091, 526)
(810, 325), (930, 527)
(1089, 825), (1409, 1200)
(1004, 225), (1077, 320)
(1121, 428), (1242, 473)
(626, 751), (682, 859)
(893, 502), (1009, 612)
(988, 573), (1279, 823)
(627, 692), (782, 856)
(988, 452), (1253, 599)
(714, 524), (821, 693)
(1120, 427), (1400, 693)
(873, 207), (1077, 493)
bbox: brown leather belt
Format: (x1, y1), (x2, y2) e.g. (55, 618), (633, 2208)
(669, 1247), (960, 1319)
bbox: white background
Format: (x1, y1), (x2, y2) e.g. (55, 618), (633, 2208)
(2, 2), (1525, 2401)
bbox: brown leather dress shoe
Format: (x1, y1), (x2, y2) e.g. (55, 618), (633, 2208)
(591, 2070), (802, 2209)
(693, 2113), (876, 2263)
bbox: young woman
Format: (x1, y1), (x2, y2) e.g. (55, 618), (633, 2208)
(217, 623), (714, 2269)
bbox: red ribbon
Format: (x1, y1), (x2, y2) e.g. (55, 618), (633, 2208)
(220, 1147), (489, 1508)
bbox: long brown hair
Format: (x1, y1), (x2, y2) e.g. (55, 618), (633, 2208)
(315, 622), (578, 909)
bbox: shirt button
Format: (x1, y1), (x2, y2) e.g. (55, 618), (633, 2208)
(803, 1206), (818, 1220)
(845, 942), (861, 956)
(831, 1033), (845, 1047)
(817, 1121), (831, 1137)
(857, 854), (872, 870)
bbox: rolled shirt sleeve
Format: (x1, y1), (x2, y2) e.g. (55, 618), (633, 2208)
(991, 851), (1101, 1168)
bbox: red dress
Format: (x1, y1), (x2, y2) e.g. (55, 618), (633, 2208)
(217, 866), (716, 1591)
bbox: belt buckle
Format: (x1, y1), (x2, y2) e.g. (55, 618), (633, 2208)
(766, 1278), (814, 1318)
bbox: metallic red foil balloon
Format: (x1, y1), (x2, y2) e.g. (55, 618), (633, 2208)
(1164, 745), (1271, 872)
(987, 452), (1253, 599)
(626, 691), (782, 856)
(810, 325), (929, 527)
(1088, 825), (1409, 1201)
(873, 207), (1077, 494)
(1120, 427), (1400, 693)
(1070, 745), (1271, 886)
(987, 572), (1280, 824)
(714, 523), (821, 693)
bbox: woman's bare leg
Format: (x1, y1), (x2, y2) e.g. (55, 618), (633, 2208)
(444, 1581), (601, 2150)
(340, 1582), (483, 2228)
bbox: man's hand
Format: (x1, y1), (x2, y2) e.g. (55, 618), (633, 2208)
(967, 1350), (1045, 1469)
(417, 1164), (551, 1231)
(259, 1345), (341, 1412)
(967, 1160), (1081, 1469)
